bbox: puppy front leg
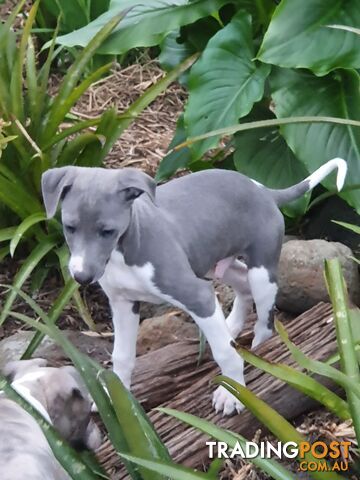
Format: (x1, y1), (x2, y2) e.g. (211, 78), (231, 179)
(110, 297), (140, 389)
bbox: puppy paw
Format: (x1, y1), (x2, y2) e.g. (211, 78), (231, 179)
(212, 386), (244, 415)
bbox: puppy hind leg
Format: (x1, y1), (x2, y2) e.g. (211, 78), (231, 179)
(186, 286), (245, 415)
(247, 266), (277, 349)
(222, 260), (252, 338)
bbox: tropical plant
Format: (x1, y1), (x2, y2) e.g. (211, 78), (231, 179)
(54, 0), (360, 218)
(0, 0), (196, 335)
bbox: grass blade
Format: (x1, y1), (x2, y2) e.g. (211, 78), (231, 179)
(103, 370), (171, 479)
(0, 226), (17, 242)
(56, 245), (97, 331)
(43, 9), (129, 140)
(275, 320), (360, 400)
(215, 376), (345, 480)
(120, 454), (210, 480)
(25, 36), (38, 124)
(325, 258), (360, 445)
(159, 408), (296, 480)
(172, 116), (360, 152)
(21, 278), (78, 359)
(10, 211), (47, 257)
(8, 307), (142, 480)
(10, 0), (40, 122)
(332, 220), (360, 235)
(0, 236), (57, 325)
(238, 346), (350, 420)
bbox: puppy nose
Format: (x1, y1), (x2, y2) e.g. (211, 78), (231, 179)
(73, 272), (93, 285)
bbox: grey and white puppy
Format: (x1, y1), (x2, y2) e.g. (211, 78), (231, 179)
(0, 358), (101, 480)
(41, 157), (347, 415)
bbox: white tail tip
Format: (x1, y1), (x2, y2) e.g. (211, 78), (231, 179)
(333, 157), (347, 191)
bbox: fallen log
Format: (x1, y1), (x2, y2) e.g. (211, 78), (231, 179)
(98, 303), (339, 477)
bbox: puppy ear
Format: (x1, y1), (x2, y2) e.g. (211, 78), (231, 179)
(2, 358), (47, 381)
(118, 168), (156, 204)
(41, 167), (77, 218)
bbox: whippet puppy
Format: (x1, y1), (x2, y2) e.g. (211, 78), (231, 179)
(41, 157), (347, 415)
(0, 359), (101, 480)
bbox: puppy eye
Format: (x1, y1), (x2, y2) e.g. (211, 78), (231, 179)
(99, 228), (116, 238)
(65, 225), (76, 234)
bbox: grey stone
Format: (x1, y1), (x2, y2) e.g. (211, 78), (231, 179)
(277, 239), (360, 314)
(137, 313), (198, 355)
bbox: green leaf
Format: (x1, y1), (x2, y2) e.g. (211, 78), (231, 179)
(103, 370), (171, 479)
(55, 0), (230, 54)
(160, 408), (296, 480)
(0, 173), (41, 219)
(258, 0), (360, 76)
(215, 376), (345, 480)
(0, 237), (57, 325)
(238, 346), (350, 420)
(185, 10), (270, 159)
(0, 226), (17, 242)
(325, 259), (360, 446)
(156, 114), (191, 181)
(21, 277), (78, 359)
(159, 30), (194, 82)
(42, 9), (128, 140)
(10, 212), (47, 257)
(233, 107), (309, 217)
(6, 299), (142, 480)
(332, 220), (360, 235)
(270, 68), (360, 213)
(10, 0), (40, 122)
(120, 453), (211, 480)
(275, 320), (360, 402)
(171, 116), (360, 152)
(57, 132), (106, 167)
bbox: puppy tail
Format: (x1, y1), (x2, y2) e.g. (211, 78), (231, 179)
(270, 158), (347, 206)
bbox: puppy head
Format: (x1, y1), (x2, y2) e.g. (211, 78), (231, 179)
(2, 359), (102, 451)
(41, 166), (156, 285)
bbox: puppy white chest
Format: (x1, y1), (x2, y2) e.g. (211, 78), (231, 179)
(99, 250), (162, 303)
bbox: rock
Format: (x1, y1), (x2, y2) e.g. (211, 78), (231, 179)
(0, 330), (113, 370)
(137, 313), (198, 355)
(277, 239), (360, 314)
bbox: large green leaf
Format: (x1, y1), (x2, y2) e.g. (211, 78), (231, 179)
(258, 0), (360, 76)
(185, 10), (270, 159)
(270, 68), (360, 213)
(55, 0), (229, 54)
(233, 107), (309, 217)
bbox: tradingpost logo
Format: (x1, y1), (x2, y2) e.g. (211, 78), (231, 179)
(206, 440), (351, 472)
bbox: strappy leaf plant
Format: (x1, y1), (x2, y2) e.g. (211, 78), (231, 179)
(2, 285), (304, 479)
(0, 1), (196, 334)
